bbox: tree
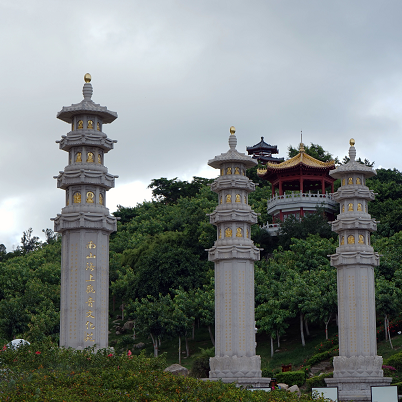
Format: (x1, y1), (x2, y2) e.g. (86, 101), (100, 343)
(288, 143), (335, 162)
(278, 207), (336, 249)
(128, 294), (173, 357)
(19, 228), (41, 254)
(148, 176), (214, 204)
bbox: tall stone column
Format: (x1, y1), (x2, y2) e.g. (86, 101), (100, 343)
(325, 140), (391, 401)
(52, 74), (118, 349)
(207, 127), (269, 386)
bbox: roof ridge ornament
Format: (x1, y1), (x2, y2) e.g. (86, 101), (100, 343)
(83, 73), (93, 101)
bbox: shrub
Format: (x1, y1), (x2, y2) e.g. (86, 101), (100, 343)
(275, 370), (306, 387)
(306, 347), (338, 367)
(305, 372), (333, 391)
(190, 347), (214, 378)
(384, 351), (402, 372)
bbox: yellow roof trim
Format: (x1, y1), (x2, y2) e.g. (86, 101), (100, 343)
(264, 151), (335, 170)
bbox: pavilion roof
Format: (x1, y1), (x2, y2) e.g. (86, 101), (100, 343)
(257, 143), (335, 177)
(246, 137), (279, 154)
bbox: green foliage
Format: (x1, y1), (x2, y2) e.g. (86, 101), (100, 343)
(288, 143), (334, 162)
(305, 347), (338, 367)
(0, 343), (331, 401)
(305, 372), (333, 391)
(384, 351), (402, 372)
(278, 207), (336, 250)
(189, 347), (214, 378)
(148, 176), (214, 204)
(274, 370), (306, 387)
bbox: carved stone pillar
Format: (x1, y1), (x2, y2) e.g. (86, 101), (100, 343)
(325, 139), (391, 401)
(206, 127), (270, 387)
(52, 74), (118, 349)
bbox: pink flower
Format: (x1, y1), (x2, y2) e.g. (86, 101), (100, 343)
(127, 350), (132, 357)
(108, 353), (113, 357)
(35, 351), (41, 355)
(2, 345), (6, 351)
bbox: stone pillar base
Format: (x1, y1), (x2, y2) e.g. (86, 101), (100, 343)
(209, 355), (262, 379)
(325, 376), (392, 402)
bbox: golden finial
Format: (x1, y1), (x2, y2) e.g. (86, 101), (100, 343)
(84, 73), (92, 83)
(350, 138), (355, 146)
(299, 142), (305, 152)
(230, 126), (236, 135)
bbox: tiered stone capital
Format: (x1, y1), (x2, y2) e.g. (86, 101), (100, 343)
(333, 187), (375, 202)
(57, 132), (117, 152)
(52, 211), (117, 233)
(54, 169), (117, 190)
(331, 216), (377, 232)
(330, 250), (380, 267)
(210, 177), (256, 193)
(208, 244), (261, 262)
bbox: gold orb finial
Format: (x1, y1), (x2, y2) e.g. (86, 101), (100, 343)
(84, 73), (92, 83)
(230, 126), (236, 135)
(350, 138), (355, 146)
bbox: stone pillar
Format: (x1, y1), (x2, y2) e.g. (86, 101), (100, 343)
(325, 139), (391, 401)
(207, 126), (270, 387)
(52, 74), (118, 349)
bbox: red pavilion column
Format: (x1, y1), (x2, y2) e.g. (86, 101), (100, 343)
(279, 179), (283, 196)
(321, 178), (325, 194)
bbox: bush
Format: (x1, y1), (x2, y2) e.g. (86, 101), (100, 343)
(275, 370), (306, 387)
(305, 372), (333, 391)
(384, 351), (402, 372)
(190, 347), (214, 378)
(0, 342), (336, 401)
(306, 347), (338, 367)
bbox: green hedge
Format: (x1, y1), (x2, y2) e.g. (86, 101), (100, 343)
(305, 372), (333, 391)
(0, 343), (333, 401)
(384, 350), (402, 371)
(275, 370), (306, 387)
(306, 347), (338, 367)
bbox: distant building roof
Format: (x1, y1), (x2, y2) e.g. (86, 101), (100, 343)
(246, 137), (284, 164)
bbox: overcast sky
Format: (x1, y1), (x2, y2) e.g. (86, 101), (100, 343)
(1, 0), (402, 250)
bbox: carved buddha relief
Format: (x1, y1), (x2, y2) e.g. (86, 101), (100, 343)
(244, 195), (247, 204)
(342, 178), (345, 186)
(234, 167), (240, 175)
(219, 229), (222, 239)
(340, 236), (345, 245)
(236, 228), (242, 237)
(235, 194), (241, 203)
(342, 204), (345, 213)
(226, 194), (231, 203)
(97, 122), (101, 131)
(348, 177), (353, 185)
(356, 177), (361, 185)
(97, 154), (102, 164)
(347, 235), (355, 244)
(358, 234), (364, 244)
(99, 193), (104, 205)
(73, 192), (81, 204)
(87, 152), (94, 163)
(78, 120), (83, 129)
(220, 196), (223, 204)
(87, 120), (94, 129)
(86, 192), (95, 203)
(357, 203), (363, 211)
(246, 228), (249, 238)
(348, 203), (354, 211)
(220, 168), (223, 176)
(226, 167), (232, 175)
(75, 152), (82, 163)
(225, 228), (232, 237)
(72, 123), (74, 131)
